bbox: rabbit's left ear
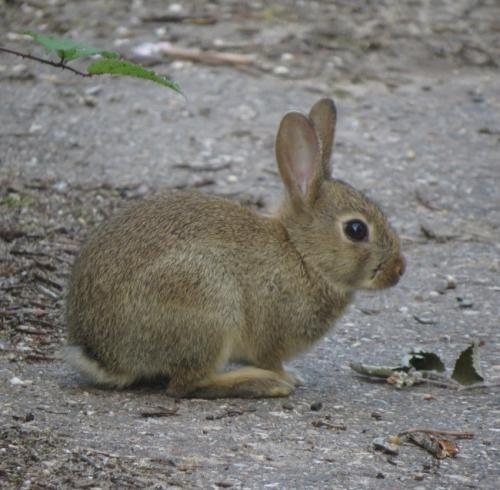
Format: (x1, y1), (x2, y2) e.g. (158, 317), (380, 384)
(308, 98), (337, 179)
(275, 112), (323, 213)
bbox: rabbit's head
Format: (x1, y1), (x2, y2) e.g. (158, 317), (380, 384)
(276, 99), (405, 292)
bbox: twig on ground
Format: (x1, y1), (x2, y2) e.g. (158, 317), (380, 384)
(398, 428), (474, 439)
(144, 42), (257, 66)
(140, 407), (179, 418)
(457, 381), (500, 391)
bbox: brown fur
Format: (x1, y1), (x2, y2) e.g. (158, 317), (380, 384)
(66, 99), (405, 398)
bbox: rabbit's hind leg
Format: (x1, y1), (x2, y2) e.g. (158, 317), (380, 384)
(168, 367), (295, 399)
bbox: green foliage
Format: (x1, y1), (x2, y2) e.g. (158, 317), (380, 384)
(88, 59), (182, 93)
(26, 31), (119, 61)
(24, 31), (181, 93)
(0, 193), (32, 208)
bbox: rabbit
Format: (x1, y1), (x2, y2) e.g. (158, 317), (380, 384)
(65, 98), (405, 399)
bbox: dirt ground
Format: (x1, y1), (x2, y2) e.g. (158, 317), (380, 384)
(1, 1), (499, 488)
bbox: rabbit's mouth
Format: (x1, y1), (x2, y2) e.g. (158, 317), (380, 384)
(371, 262), (384, 280)
(369, 254), (406, 289)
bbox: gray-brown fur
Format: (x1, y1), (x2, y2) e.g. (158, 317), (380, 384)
(66, 99), (405, 398)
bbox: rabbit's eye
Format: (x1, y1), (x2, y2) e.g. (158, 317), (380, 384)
(344, 219), (368, 241)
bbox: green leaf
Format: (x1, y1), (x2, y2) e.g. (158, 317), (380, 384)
(401, 349), (446, 373)
(26, 31), (119, 61)
(451, 340), (484, 385)
(87, 59), (182, 93)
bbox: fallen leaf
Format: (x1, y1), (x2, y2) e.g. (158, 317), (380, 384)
(451, 340), (484, 385)
(349, 362), (396, 378)
(437, 439), (459, 458)
(401, 349), (446, 373)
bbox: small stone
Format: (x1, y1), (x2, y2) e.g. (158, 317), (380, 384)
(457, 297), (474, 309)
(52, 181), (69, 192)
(215, 481), (233, 488)
(445, 275), (457, 289)
(310, 401), (323, 411)
(371, 411), (383, 420)
(414, 472), (425, 481)
(273, 65), (290, 75)
(281, 401), (294, 411)
(84, 85), (102, 96)
(29, 123), (42, 134)
(406, 149), (416, 160)
(10, 376), (32, 386)
(227, 175), (238, 183)
(376, 472), (385, 479)
(373, 437), (399, 455)
(80, 95), (97, 107)
(168, 3), (183, 13)
(413, 314), (437, 325)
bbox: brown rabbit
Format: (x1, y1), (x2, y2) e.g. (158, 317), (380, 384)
(65, 99), (405, 398)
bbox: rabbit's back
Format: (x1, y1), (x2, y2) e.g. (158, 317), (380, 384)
(66, 190), (301, 376)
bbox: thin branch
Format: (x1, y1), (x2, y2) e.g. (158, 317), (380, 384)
(0, 46), (91, 77)
(458, 381), (500, 391)
(399, 428), (474, 439)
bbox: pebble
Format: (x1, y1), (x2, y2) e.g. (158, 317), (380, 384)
(457, 297), (474, 309)
(273, 65), (290, 75)
(310, 401), (323, 411)
(372, 437), (399, 455)
(436, 275), (457, 293)
(406, 149), (416, 160)
(10, 376), (32, 386)
(84, 85), (102, 96)
(413, 314), (437, 325)
(80, 95), (98, 107)
(445, 275), (457, 289)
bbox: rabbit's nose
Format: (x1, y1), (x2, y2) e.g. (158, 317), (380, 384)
(396, 255), (406, 277)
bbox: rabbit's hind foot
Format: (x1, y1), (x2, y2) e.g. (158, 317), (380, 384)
(168, 366), (295, 399)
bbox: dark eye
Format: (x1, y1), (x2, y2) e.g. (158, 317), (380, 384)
(344, 219), (368, 241)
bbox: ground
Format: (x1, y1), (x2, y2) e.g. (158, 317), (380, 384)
(1, 1), (499, 488)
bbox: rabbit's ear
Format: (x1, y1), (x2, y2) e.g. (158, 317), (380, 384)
(275, 112), (322, 211)
(308, 98), (336, 178)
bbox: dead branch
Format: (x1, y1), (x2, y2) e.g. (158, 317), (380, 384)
(399, 428), (474, 439)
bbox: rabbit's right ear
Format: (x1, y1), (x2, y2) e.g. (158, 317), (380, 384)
(308, 98), (337, 179)
(275, 112), (322, 213)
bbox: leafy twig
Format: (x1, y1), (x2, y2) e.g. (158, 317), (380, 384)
(1, 31), (181, 92)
